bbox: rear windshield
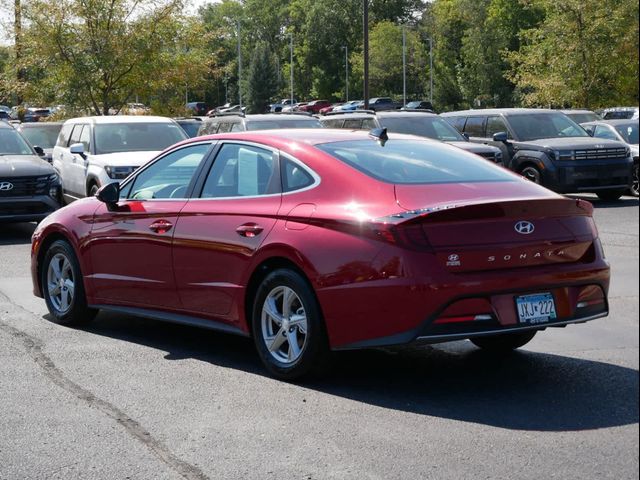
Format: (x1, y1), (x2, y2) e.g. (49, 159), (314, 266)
(94, 122), (187, 154)
(316, 139), (515, 185)
(508, 113), (590, 141)
(0, 128), (33, 155)
(379, 116), (465, 142)
(245, 119), (323, 131)
(19, 124), (62, 148)
(615, 122), (639, 144)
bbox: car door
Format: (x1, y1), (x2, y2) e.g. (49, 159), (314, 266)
(86, 142), (213, 308)
(69, 124), (92, 197)
(485, 115), (515, 163)
(172, 142), (281, 325)
(58, 124), (84, 198)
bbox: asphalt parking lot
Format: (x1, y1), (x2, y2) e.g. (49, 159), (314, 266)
(0, 194), (638, 480)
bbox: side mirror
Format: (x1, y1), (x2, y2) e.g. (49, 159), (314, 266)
(369, 127), (389, 147)
(96, 182), (120, 206)
(492, 131), (509, 142)
(69, 142), (86, 158)
(33, 145), (45, 156)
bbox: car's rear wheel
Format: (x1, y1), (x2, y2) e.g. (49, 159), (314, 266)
(519, 165), (542, 184)
(252, 269), (329, 380)
(41, 240), (96, 326)
(596, 189), (625, 201)
(470, 330), (537, 352)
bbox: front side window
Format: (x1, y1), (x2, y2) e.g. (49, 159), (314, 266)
(69, 124), (84, 145)
(201, 144), (279, 198)
(614, 123), (638, 144)
(128, 143), (210, 200)
(94, 122), (187, 154)
(56, 123), (74, 147)
(486, 116), (511, 138)
(464, 117), (486, 137)
(316, 139), (515, 185)
(507, 113), (590, 141)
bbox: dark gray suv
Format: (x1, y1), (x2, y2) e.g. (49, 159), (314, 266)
(0, 122), (62, 222)
(320, 111), (504, 164)
(442, 108), (633, 200)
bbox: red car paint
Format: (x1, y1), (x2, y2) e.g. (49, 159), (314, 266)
(31, 130), (609, 349)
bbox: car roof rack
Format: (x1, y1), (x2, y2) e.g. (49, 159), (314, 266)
(323, 110), (376, 117)
(207, 111), (246, 118)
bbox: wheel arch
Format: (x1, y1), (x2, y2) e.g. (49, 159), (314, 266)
(36, 231), (77, 296)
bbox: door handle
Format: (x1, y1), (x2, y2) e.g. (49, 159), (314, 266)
(236, 223), (264, 238)
(149, 219), (173, 234)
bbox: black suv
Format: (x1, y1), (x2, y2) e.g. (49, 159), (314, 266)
(442, 108), (633, 200)
(0, 122), (62, 222)
(319, 111), (504, 163)
(198, 113), (323, 135)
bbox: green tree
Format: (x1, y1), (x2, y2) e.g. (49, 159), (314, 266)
(508, 0), (639, 108)
(245, 42), (278, 113)
(20, 0), (211, 114)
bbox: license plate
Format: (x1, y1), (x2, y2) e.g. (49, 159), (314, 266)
(516, 293), (557, 325)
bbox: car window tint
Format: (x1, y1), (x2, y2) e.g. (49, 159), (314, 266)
(593, 125), (618, 141)
(217, 123), (233, 133)
(464, 117), (486, 137)
(446, 116), (466, 132)
(201, 144), (279, 198)
(199, 122), (218, 135)
(57, 124), (74, 147)
(316, 139), (515, 185)
(343, 119), (364, 129)
(69, 124), (84, 145)
(282, 158), (315, 192)
(230, 123), (244, 132)
(614, 123), (638, 144)
(486, 116), (510, 138)
(361, 118), (378, 129)
(128, 144), (210, 200)
(321, 119), (344, 128)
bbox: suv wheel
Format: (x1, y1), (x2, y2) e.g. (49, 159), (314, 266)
(520, 165), (542, 184)
(630, 162), (639, 197)
(88, 183), (99, 197)
(596, 189), (625, 201)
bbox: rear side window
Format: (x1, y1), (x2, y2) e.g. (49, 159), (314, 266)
(316, 139), (514, 185)
(217, 123), (233, 133)
(322, 119), (344, 128)
(199, 121), (219, 135)
(57, 123), (74, 147)
(464, 117), (486, 137)
(343, 119), (364, 129)
(282, 158), (315, 192)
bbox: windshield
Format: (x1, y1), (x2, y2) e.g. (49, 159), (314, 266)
(316, 139), (515, 185)
(20, 124), (62, 148)
(615, 122), (639, 144)
(380, 116), (466, 142)
(246, 119), (323, 131)
(565, 112), (600, 124)
(0, 128), (34, 155)
(508, 113), (590, 141)
(94, 122), (187, 154)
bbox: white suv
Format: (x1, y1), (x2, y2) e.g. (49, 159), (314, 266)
(52, 115), (187, 202)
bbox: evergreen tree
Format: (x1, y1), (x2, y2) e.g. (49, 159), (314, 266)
(245, 42), (278, 114)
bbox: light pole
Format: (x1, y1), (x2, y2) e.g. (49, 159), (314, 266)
(237, 22), (242, 109)
(402, 26), (407, 107)
(342, 46), (349, 102)
(289, 33), (294, 105)
(363, 0), (369, 109)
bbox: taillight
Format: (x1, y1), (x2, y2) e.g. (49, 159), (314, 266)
(371, 223), (433, 251)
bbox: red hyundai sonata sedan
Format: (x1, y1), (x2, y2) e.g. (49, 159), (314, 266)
(31, 129), (610, 379)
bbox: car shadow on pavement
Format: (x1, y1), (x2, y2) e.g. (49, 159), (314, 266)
(77, 311), (639, 433)
(0, 222), (36, 245)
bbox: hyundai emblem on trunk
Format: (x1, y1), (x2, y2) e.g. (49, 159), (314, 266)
(515, 221), (535, 235)
(0, 182), (14, 191)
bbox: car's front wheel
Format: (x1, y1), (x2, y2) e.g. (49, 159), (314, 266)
(470, 330), (537, 352)
(519, 165), (542, 184)
(252, 269), (329, 380)
(630, 162), (639, 197)
(41, 240), (97, 326)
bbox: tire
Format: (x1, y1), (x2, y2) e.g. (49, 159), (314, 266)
(630, 162), (639, 197)
(88, 183), (99, 197)
(519, 165), (542, 184)
(41, 240), (97, 326)
(470, 330), (537, 352)
(251, 269), (329, 380)
(596, 189), (625, 201)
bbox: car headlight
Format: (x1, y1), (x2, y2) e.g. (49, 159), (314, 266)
(105, 166), (136, 179)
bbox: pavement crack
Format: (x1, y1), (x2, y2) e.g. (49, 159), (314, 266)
(0, 320), (209, 480)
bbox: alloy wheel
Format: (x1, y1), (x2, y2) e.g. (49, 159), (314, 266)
(261, 286), (308, 365)
(46, 253), (75, 314)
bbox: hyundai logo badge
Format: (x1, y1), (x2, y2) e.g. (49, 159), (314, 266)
(514, 221), (535, 235)
(0, 181), (14, 191)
